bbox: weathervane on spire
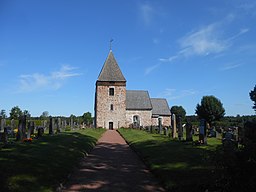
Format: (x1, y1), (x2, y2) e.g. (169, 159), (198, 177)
(110, 38), (114, 51)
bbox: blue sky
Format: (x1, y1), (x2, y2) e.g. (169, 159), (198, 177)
(0, 0), (255, 117)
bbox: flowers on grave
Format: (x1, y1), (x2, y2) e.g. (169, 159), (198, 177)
(23, 138), (33, 142)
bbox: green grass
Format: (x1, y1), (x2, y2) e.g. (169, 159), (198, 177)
(0, 128), (105, 192)
(118, 128), (222, 192)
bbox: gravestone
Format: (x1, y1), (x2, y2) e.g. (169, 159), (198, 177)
(56, 118), (61, 133)
(177, 116), (183, 140)
(27, 121), (35, 139)
(11, 119), (15, 130)
(16, 115), (26, 141)
(158, 118), (162, 134)
(0, 117), (5, 131)
(2, 127), (8, 145)
(70, 118), (74, 130)
(185, 122), (193, 141)
(49, 117), (54, 135)
(199, 119), (207, 144)
(172, 114), (177, 139)
(37, 126), (44, 137)
(63, 119), (67, 130)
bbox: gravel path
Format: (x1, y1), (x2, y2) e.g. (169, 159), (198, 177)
(62, 130), (165, 192)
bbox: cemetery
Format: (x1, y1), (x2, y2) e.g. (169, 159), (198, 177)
(0, 108), (255, 191)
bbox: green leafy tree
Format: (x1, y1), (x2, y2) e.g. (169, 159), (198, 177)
(23, 110), (31, 118)
(40, 111), (49, 119)
(170, 106), (186, 119)
(249, 85), (256, 112)
(82, 112), (93, 126)
(9, 106), (23, 120)
(195, 95), (225, 127)
(0, 109), (7, 118)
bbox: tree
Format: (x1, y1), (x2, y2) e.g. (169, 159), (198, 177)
(0, 109), (7, 118)
(249, 85), (256, 112)
(9, 106), (23, 120)
(40, 111), (49, 119)
(170, 106), (186, 119)
(195, 95), (225, 127)
(23, 110), (31, 118)
(82, 112), (93, 126)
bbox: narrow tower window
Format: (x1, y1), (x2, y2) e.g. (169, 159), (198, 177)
(110, 104), (114, 111)
(109, 88), (114, 96)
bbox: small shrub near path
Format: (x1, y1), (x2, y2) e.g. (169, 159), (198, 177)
(0, 128), (105, 192)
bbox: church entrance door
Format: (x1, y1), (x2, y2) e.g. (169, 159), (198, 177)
(109, 122), (113, 130)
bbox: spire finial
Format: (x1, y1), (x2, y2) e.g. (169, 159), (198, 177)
(110, 38), (114, 51)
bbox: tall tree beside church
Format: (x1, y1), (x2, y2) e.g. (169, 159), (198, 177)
(82, 112), (93, 126)
(170, 106), (186, 120)
(249, 85), (256, 112)
(195, 95), (225, 127)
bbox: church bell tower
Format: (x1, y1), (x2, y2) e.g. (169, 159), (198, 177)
(94, 50), (126, 129)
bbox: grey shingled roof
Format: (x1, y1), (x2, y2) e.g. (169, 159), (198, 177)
(151, 98), (171, 116)
(97, 51), (126, 82)
(126, 90), (152, 110)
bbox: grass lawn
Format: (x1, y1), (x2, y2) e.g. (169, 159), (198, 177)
(0, 128), (105, 192)
(118, 128), (222, 192)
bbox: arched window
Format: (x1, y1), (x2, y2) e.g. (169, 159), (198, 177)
(133, 115), (140, 128)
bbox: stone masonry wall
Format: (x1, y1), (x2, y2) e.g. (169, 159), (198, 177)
(95, 84), (126, 129)
(152, 116), (171, 127)
(126, 110), (152, 127)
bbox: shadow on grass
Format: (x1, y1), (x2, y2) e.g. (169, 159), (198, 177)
(132, 140), (218, 191)
(118, 129), (220, 192)
(0, 130), (103, 192)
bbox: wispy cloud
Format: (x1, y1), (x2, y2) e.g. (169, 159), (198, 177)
(179, 24), (228, 57)
(220, 63), (242, 71)
(159, 88), (197, 100)
(18, 65), (82, 92)
(159, 16), (249, 62)
(138, 2), (164, 26)
(139, 3), (154, 25)
(144, 64), (160, 75)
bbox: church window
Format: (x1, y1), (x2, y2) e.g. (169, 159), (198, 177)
(109, 88), (114, 96)
(133, 115), (140, 128)
(110, 104), (114, 111)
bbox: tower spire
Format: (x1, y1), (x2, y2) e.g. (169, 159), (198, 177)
(110, 38), (114, 51)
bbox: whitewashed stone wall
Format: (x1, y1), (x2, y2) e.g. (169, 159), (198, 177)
(126, 110), (152, 127)
(152, 116), (171, 127)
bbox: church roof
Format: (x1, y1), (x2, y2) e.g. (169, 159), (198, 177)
(151, 98), (171, 116)
(126, 90), (152, 110)
(97, 51), (126, 82)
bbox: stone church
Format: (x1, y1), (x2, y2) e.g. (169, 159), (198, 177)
(94, 50), (171, 129)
